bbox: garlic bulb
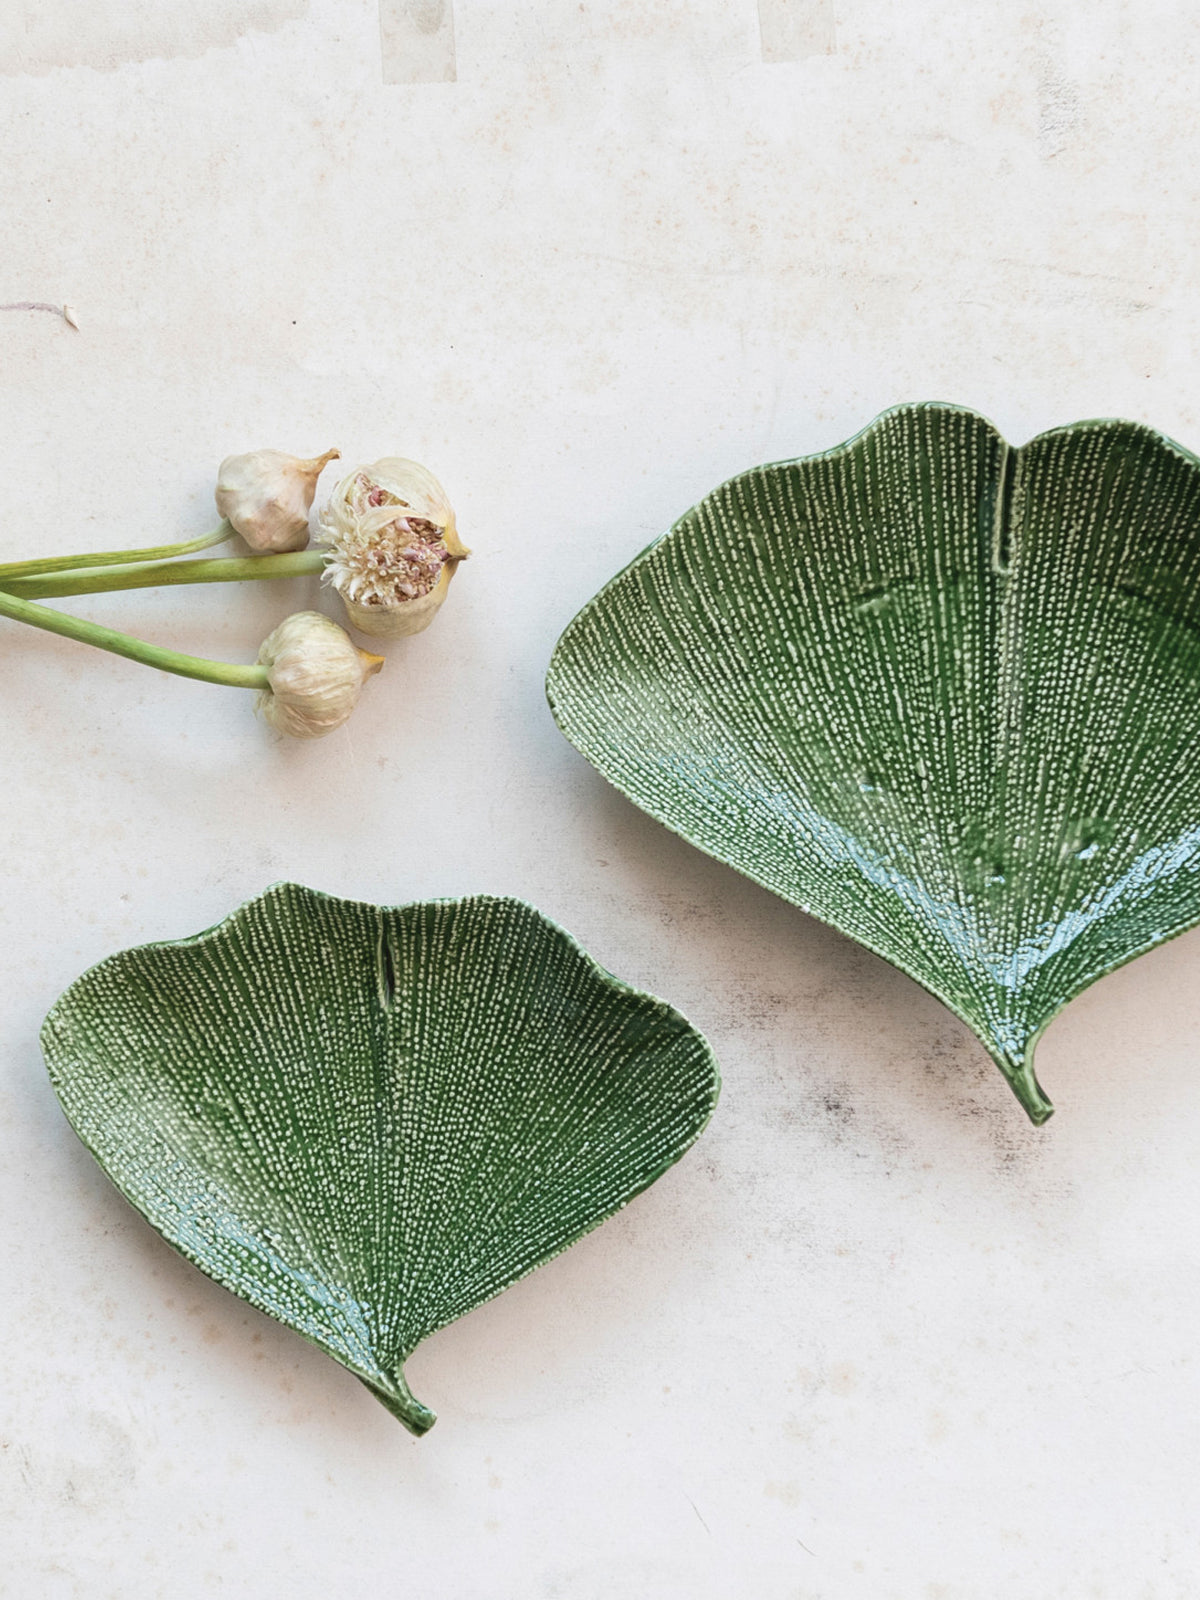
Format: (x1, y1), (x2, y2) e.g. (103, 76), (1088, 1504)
(318, 458), (469, 637)
(256, 611), (383, 738)
(216, 448), (341, 554)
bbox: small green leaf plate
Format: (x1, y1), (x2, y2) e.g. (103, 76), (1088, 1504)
(547, 403), (1200, 1123)
(42, 884), (720, 1434)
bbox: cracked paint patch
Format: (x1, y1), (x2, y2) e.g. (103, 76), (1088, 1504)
(0, 302), (78, 329)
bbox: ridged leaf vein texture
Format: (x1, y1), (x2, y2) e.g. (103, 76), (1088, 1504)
(546, 402), (1200, 1123)
(42, 884), (720, 1434)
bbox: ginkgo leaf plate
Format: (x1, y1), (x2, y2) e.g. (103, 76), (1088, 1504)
(42, 883), (720, 1434)
(546, 402), (1200, 1123)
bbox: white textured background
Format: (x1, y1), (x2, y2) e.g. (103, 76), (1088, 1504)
(1, 3), (1198, 1596)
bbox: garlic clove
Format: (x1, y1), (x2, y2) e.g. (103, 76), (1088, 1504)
(216, 447), (341, 554)
(255, 610), (383, 738)
(318, 457), (469, 638)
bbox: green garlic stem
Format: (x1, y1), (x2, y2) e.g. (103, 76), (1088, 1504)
(0, 520), (236, 581)
(0, 587), (269, 689)
(0, 549), (324, 600)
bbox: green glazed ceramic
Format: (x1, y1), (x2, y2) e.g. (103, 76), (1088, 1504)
(42, 884), (719, 1434)
(547, 402), (1200, 1124)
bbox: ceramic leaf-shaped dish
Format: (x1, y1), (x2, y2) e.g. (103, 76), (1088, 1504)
(547, 402), (1200, 1124)
(42, 884), (719, 1434)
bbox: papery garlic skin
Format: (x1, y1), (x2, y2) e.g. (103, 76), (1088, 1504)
(255, 611), (383, 738)
(216, 448), (340, 554)
(319, 458), (469, 638)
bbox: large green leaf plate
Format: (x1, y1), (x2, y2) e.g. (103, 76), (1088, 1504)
(547, 402), (1200, 1124)
(42, 884), (720, 1434)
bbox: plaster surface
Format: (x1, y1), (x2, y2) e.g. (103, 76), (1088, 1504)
(1, 4), (1198, 1596)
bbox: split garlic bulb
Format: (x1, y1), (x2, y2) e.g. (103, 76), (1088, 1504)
(256, 611), (383, 738)
(216, 447), (341, 554)
(319, 458), (469, 637)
